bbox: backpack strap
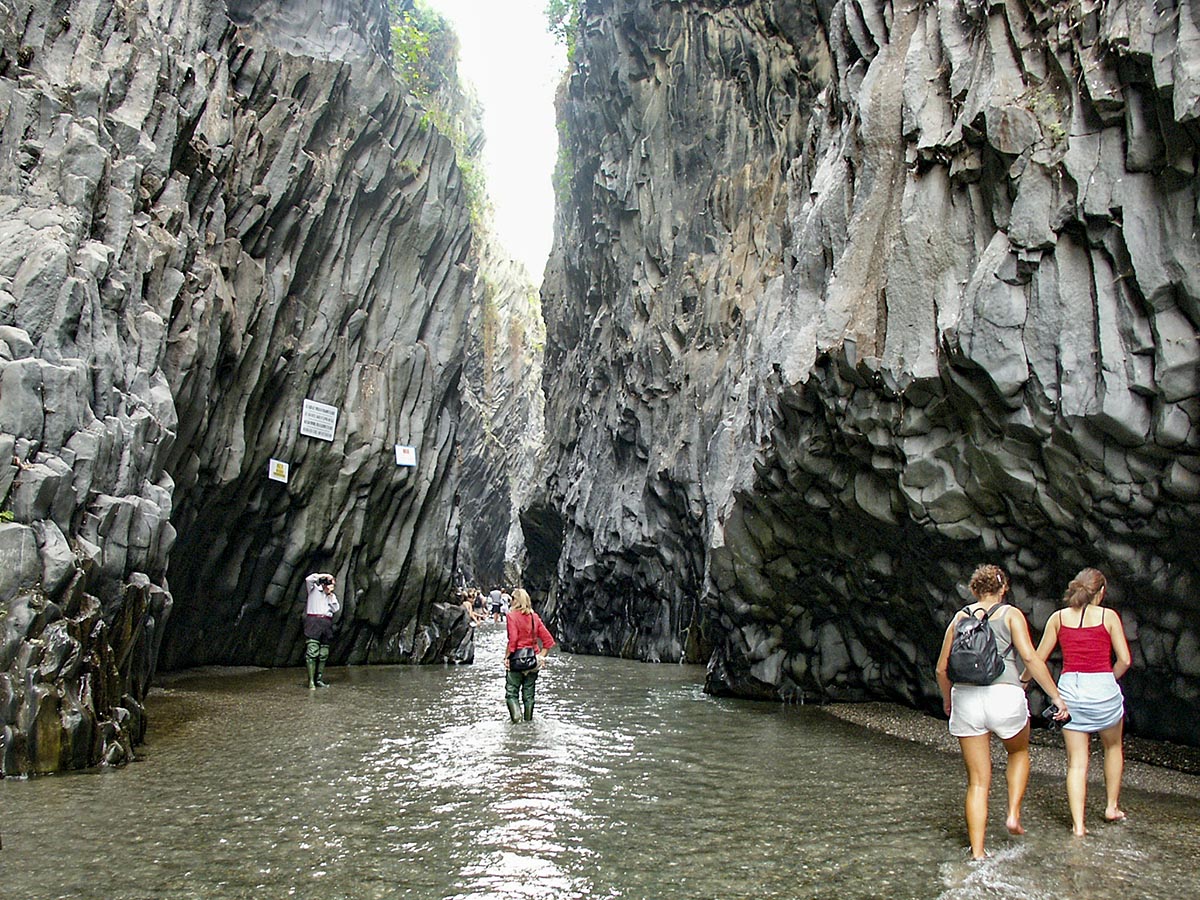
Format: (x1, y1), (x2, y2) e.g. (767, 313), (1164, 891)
(962, 598), (1006, 621)
(964, 600), (1014, 658)
(991, 602), (1015, 660)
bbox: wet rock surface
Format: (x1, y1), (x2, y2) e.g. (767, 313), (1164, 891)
(531, 0), (1200, 744)
(530, 0), (833, 663)
(1, 0), (476, 773)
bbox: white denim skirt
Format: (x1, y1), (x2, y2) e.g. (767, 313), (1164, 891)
(1059, 671), (1124, 732)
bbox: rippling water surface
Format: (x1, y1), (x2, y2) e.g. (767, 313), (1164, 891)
(3, 626), (1198, 899)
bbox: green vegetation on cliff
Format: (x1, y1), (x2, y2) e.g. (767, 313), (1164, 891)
(389, 0), (489, 226)
(545, 0), (581, 61)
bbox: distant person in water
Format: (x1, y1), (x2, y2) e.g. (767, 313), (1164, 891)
(1035, 568), (1132, 835)
(460, 589), (484, 626)
(936, 564), (1069, 859)
(303, 572), (340, 689)
(504, 588), (555, 723)
(489, 587), (504, 623)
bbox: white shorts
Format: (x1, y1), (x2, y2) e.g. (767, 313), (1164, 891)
(949, 683), (1029, 739)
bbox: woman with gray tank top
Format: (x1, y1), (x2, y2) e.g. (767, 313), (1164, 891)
(935, 564), (1070, 859)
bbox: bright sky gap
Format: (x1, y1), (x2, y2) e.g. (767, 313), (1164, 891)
(422, 0), (566, 283)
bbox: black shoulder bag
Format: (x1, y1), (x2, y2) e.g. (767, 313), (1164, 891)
(508, 613), (539, 672)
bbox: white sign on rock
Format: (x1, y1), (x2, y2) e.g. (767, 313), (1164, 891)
(268, 458), (290, 483)
(300, 399), (339, 441)
(395, 444), (417, 467)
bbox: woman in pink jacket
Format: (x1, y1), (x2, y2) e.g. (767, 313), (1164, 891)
(504, 588), (556, 722)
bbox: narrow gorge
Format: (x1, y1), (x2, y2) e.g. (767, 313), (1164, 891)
(2, 0), (1199, 777)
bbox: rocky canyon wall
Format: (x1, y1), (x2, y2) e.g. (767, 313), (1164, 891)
(529, 0), (833, 661)
(455, 231), (546, 591)
(0, 0), (477, 774)
(532, 0), (1200, 744)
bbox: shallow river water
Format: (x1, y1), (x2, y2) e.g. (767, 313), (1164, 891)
(2, 626), (1198, 899)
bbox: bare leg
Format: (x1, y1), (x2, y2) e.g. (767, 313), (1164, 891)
(1063, 728), (1091, 836)
(1000, 723), (1031, 835)
(958, 734), (993, 859)
(1099, 719), (1126, 821)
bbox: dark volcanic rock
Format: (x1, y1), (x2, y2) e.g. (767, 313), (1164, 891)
(454, 232), (546, 591)
(531, 0), (1200, 744)
(0, 0), (477, 773)
(530, 0), (831, 663)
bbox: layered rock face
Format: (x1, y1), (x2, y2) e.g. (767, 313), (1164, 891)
(531, 0), (832, 660)
(533, 0), (1200, 744)
(382, 4), (547, 594)
(455, 232), (545, 590)
(1, 0), (475, 774)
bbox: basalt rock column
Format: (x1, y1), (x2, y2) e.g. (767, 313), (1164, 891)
(0, 0), (476, 775)
(534, 0), (1200, 744)
(529, 0), (832, 661)
(155, 2), (475, 673)
(455, 232), (546, 591)
(706, 0), (1200, 745)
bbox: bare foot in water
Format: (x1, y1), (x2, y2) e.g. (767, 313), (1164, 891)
(1005, 815), (1024, 835)
(1072, 825), (1089, 837)
(1104, 809), (1127, 823)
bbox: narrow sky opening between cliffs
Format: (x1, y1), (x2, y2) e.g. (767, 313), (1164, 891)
(422, 0), (566, 285)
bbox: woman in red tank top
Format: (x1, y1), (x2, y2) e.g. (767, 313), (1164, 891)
(1035, 568), (1132, 836)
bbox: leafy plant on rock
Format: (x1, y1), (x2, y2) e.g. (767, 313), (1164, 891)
(545, 0), (582, 61)
(389, 1), (490, 227)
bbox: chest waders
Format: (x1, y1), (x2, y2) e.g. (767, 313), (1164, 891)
(505, 614), (539, 722)
(306, 639), (330, 689)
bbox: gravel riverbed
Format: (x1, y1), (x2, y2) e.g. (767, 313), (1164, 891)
(823, 701), (1200, 800)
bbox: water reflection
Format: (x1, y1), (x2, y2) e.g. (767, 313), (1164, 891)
(2, 626), (1198, 899)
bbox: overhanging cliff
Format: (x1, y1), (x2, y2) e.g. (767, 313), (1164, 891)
(531, 0), (1200, 744)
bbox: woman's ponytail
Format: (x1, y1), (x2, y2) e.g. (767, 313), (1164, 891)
(1063, 568), (1106, 609)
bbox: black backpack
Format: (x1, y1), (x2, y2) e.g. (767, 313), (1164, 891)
(947, 602), (1009, 685)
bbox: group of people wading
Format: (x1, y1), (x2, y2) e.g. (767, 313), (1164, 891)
(301, 574), (557, 723)
(936, 564), (1132, 859)
(301, 562), (1130, 851)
